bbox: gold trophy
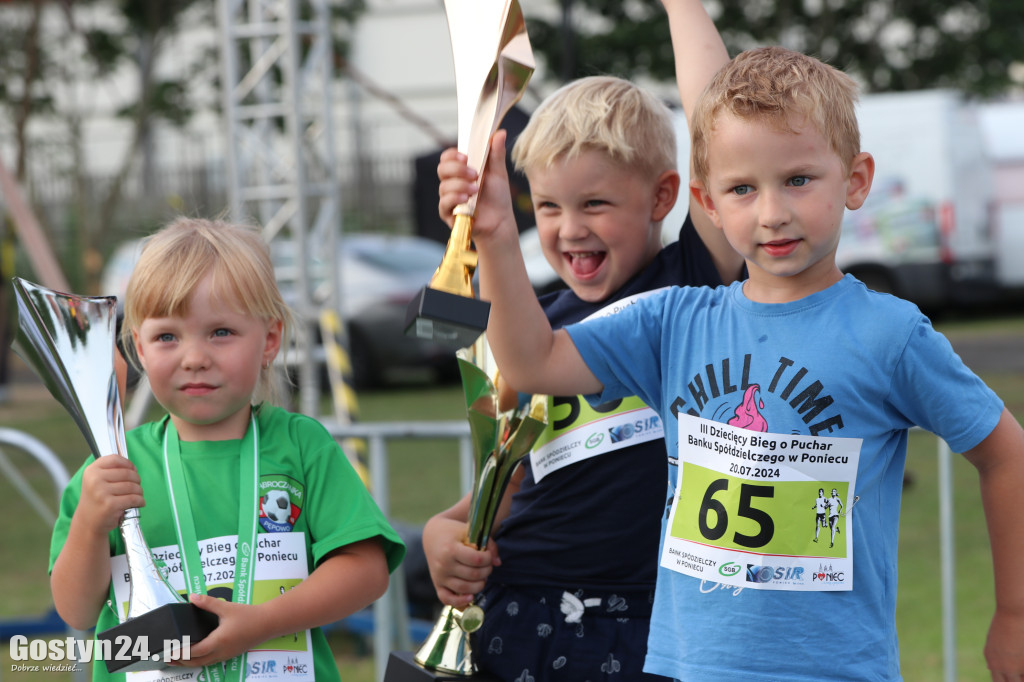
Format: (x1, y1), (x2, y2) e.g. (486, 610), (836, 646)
(384, 335), (547, 681)
(11, 278), (217, 673)
(404, 0), (535, 349)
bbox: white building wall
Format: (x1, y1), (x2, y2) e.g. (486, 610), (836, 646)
(346, 0), (457, 159)
(345, 0), (566, 162)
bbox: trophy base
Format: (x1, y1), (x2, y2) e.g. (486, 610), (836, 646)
(98, 602), (219, 674)
(384, 651), (499, 682)
(404, 288), (490, 349)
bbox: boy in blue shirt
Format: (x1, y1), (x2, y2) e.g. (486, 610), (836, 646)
(443, 45), (1024, 680)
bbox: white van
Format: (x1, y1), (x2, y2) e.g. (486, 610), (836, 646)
(847, 90), (996, 309)
(977, 99), (1024, 292)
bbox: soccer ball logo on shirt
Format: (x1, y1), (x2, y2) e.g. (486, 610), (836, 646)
(259, 475), (304, 532)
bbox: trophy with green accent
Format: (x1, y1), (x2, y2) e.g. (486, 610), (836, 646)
(385, 334), (547, 680)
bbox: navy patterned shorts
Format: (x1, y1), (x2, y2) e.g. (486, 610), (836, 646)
(471, 584), (672, 682)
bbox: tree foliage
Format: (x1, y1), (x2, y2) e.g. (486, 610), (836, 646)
(528, 0), (1024, 97)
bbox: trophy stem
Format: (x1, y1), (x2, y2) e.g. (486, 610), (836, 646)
(120, 515), (187, 620)
(465, 457), (499, 550)
(429, 213), (478, 297)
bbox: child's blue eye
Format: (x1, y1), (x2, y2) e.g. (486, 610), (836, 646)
(213, 328), (232, 337)
(789, 176), (810, 187)
(157, 333), (175, 343)
(732, 185), (752, 196)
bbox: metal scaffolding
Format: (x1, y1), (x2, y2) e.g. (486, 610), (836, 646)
(216, 0), (342, 416)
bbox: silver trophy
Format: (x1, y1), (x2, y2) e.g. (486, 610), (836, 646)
(11, 278), (217, 673)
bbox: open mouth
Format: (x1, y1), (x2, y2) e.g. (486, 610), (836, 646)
(565, 251), (606, 278)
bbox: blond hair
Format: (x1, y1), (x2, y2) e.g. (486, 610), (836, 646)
(512, 75), (676, 181)
(690, 46), (861, 185)
(121, 217), (292, 405)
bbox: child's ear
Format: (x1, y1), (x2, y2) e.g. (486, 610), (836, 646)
(845, 152), (874, 210)
(132, 329), (148, 371)
(689, 179), (721, 228)
(651, 170), (681, 222)
(263, 319), (283, 367)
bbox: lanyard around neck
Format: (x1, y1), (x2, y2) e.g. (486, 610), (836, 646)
(162, 413), (260, 682)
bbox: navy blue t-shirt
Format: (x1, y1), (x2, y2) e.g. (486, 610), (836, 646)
(489, 214), (723, 590)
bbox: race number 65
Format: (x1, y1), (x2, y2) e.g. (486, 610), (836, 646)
(697, 478), (774, 548)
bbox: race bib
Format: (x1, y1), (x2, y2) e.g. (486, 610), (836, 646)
(111, 532), (315, 682)
(662, 415), (861, 591)
(529, 395), (663, 481)
(529, 288), (668, 481)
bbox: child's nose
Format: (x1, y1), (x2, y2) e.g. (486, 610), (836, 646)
(558, 211), (590, 240)
(758, 191), (791, 229)
(181, 342), (211, 370)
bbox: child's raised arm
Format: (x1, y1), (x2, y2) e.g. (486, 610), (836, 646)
(662, 0), (729, 120)
(960, 408), (1024, 676)
(448, 130), (601, 398)
(661, 0), (744, 284)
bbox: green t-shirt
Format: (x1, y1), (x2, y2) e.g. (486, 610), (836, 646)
(50, 404), (405, 682)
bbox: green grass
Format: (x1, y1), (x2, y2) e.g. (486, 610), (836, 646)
(2, 310), (1022, 681)
(356, 384), (469, 524)
(896, 431), (991, 681)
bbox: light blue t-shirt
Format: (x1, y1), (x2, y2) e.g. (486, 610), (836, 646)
(567, 275), (1003, 681)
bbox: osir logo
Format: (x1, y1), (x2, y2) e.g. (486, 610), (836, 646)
(745, 564), (806, 584)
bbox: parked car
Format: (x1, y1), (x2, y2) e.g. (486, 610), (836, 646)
(302, 233), (459, 388)
(100, 232), (459, 388)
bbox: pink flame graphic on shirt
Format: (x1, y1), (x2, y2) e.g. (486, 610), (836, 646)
(728, 384), (768, 432)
